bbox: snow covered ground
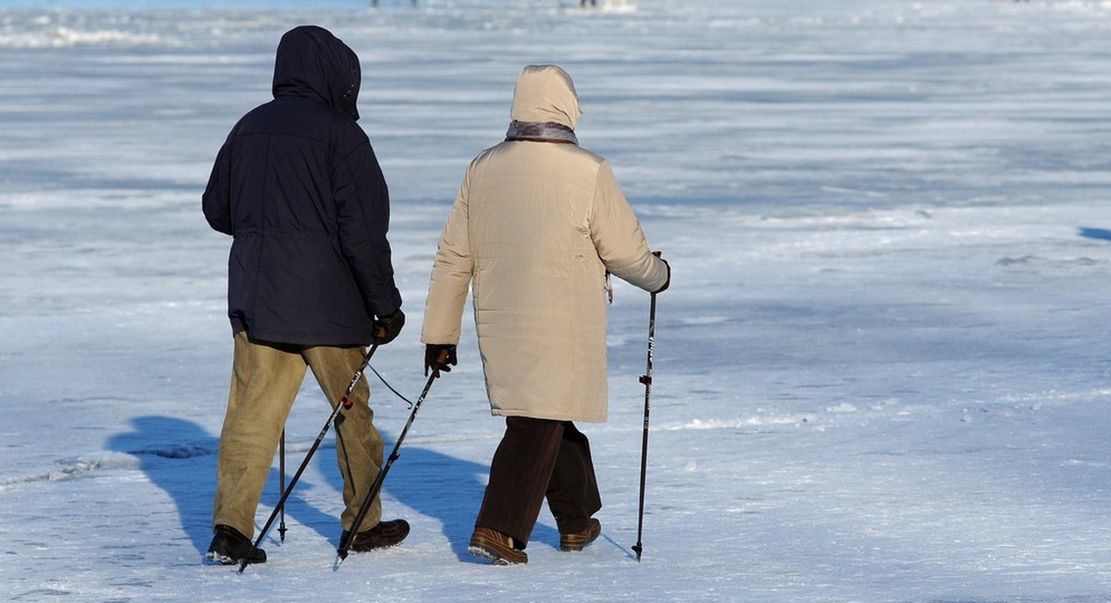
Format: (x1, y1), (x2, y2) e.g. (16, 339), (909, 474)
(3, 0), (1111, 600)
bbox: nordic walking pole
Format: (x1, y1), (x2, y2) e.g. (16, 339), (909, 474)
(334, 370), (439, 568)
(632, 292), (657, 562)
(238, 342), (380, 574)
(278, 430), (287, 542)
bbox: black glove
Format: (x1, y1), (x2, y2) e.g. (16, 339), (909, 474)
(373, 309), (405, 345)
(652, 251), (670, 294)
(425, 344), (458, 376)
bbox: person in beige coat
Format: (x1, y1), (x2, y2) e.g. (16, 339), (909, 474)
(421, 64), (670, 565)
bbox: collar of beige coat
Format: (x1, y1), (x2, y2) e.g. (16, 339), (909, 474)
(505, 120), (579, 145)
(510, 65), (582, 131)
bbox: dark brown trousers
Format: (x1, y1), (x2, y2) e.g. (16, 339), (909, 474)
(475, 417), (602, 548)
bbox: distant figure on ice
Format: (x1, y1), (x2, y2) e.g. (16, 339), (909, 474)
(582, 0), (597, 7)
(201, 25), (409, 566)
(421, 65), (670, 565)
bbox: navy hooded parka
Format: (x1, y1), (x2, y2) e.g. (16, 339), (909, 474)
(203, 26), (401, 346)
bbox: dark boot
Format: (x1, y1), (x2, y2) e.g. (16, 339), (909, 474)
(342, 519), (410, 552)
(206, 524), (266, 565)
(468, 527), (528, 565)
(559, 518), (600, 551)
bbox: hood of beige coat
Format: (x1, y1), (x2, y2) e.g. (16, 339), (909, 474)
(509, 65), (582, 130)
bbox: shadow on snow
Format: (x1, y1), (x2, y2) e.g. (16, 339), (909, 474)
(1078, 226), (1111, 242)
(107, 415), (334, 558)
(107, 416), (560, 562)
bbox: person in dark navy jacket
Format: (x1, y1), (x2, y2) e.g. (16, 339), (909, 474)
(202, 25), (408, 566)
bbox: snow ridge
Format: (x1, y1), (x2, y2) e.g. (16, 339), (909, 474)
(0, 453), (138, 493)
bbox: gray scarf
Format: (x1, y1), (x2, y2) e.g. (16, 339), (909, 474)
(505, 120), (578, 145)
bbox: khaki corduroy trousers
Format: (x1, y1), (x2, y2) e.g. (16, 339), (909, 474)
(212, 331), (384, 538)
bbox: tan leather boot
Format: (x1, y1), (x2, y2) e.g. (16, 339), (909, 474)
(559, 518), (601, 552)
(468, 527), (528, 565)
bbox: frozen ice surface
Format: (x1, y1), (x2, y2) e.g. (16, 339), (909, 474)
(2, 0), (1111, 601)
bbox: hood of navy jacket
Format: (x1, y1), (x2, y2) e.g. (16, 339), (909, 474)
(271, 25), (361, 121)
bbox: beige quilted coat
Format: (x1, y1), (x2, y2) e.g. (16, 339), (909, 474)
(421, 65), (669, 422)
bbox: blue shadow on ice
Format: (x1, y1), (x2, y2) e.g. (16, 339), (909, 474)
(108, 417), (560, 561)
(107, 416), (219, 556)
(1078, 227), (1111, 242)
(106, 416), (336, 557)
